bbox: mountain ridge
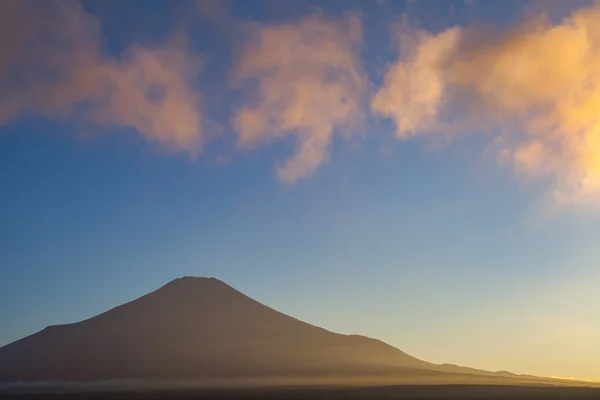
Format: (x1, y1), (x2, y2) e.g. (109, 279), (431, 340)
(0, 277), (587, 386)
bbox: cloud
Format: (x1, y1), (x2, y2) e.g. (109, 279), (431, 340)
(232, 13), (367, 182)
(0, 0), (204, 152)
(373, 4), (600, 207)
(371, 25), (462, 139)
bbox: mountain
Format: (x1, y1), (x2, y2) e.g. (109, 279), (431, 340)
(0, 277), (429, 382)
(0, 277), (576, 385)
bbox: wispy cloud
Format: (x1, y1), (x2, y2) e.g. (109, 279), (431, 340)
(231, 13), (367, 182)
(371, 24), (462, 140)
(373, 4), (600, 207)
(0, 0), (204, 152)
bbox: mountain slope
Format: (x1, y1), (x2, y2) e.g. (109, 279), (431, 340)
(0, 277), (437, 382)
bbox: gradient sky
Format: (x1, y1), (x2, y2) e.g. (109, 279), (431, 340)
(1, 0), (600, 381)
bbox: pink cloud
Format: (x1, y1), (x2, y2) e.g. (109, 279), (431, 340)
(0, 0), (204, 152)
(232, 13), (368, 182)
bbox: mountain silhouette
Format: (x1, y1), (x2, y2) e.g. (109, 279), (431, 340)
(0, 277), (543, 383)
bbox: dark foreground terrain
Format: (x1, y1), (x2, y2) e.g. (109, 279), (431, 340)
(3, 385), (600, 400)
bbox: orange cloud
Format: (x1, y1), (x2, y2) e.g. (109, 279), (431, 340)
(373, 4), (600, 207)
(232, 14), (367, 182)
(371, 26), (462, 139)
(0, 0), (203, 152)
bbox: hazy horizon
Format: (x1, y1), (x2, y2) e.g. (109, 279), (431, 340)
(2, 0), (600, 383)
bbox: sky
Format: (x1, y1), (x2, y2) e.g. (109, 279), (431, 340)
(1, 0), (600, 381)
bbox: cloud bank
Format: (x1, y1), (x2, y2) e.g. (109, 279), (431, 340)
(4, 0), (600, 207)
(0, 0), (203, 152)
(373, 3), (600, 207)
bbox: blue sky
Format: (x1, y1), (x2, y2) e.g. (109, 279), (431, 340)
(1, 0), (600, 381)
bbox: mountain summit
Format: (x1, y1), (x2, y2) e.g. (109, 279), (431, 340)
(0, 277), (432, 382)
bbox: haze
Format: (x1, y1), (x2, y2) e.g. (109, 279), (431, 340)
(1, 0), (599, 384)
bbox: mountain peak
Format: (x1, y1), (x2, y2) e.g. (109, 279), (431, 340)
(160, 276), (227, 289)
(171, 276), (220, 283)
(141, 276), (245, 308)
